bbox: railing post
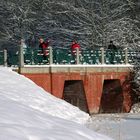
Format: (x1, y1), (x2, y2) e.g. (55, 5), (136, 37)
(19, 39), (24, 67)
(4, 49), (7, 67)
(31, 50), (34, 65)
(124, 48), (128, 64)
(101, 47), (105, 64)
(76, 48), (80, 64)
(49, 46), (53, 64)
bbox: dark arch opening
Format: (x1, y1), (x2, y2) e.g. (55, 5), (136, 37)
(63, 80), (89, 113)
(99, 79), (124, 113)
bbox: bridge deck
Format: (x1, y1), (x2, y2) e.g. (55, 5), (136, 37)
(20, 64), (132, 74)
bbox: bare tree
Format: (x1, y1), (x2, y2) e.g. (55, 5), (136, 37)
(36, 0), (140, 48)
(0, 0), (36, 46)
(0, 0), (139, 49)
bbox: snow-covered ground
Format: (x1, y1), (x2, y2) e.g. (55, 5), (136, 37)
(0, 67), (112, 140)
(86, 91), (140, 140)
(87, 113), (140, 140)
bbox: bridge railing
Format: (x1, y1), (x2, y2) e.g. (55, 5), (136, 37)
(0, 49), (9, 66)
(0, 50), (4, 65)
(21, 47), (138, 65)
(0, 47), (138, 66)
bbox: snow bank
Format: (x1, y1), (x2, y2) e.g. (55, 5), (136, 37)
(0, 67), (113, 140)
(0, 67), (88, 124)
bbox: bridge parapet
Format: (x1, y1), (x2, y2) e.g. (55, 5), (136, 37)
(20, 64), (132, 74)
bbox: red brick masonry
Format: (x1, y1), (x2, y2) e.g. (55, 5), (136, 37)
(22, 67), (131, 114)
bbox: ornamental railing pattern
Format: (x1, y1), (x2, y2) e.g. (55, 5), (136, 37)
(0, 47), (138, 66)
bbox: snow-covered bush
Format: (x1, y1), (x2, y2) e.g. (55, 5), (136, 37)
(130, 103), (140, 113)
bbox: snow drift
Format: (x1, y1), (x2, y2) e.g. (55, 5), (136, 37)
(0, 67), (112, 140)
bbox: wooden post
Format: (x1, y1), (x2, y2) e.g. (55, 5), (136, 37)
(124, 48), (128, 64)
(49, 46), (53, 64)
(4, 49), (7, 66)
(76, 48), (80, 64)
(101, 47), (105, 64)
(31, 50), (34, 65)
(19, 39), (24, 67)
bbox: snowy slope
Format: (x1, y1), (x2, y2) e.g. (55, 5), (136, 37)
(0, 67), (113, 140)
(0, 67), (89, 124)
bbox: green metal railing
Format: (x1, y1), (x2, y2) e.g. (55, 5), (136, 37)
(0, 47), (138, 66)
(23, 47), (138, 65)
(8, 51), (18, 66)
(0, 51), (4, 65)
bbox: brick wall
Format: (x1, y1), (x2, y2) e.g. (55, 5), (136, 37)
(22, 69), (132, 114)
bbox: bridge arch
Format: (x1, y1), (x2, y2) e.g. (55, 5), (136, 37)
(63, 80), (89, 113)
(99, 79), (124, 113)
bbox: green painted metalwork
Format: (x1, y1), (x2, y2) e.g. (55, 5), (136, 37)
(0, 47), (138, 66)
(7, 51), (18, 66)
(23, 48), (137, 65)
(0, 51), (4, 65)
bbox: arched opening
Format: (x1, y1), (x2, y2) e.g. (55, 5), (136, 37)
(63, 80), (88, 113)
(99, 79), (124, 113)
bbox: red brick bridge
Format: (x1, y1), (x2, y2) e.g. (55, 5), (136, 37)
(19, 64), (132, 114)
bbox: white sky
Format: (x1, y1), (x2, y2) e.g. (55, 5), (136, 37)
(0, 67), (112, 140)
